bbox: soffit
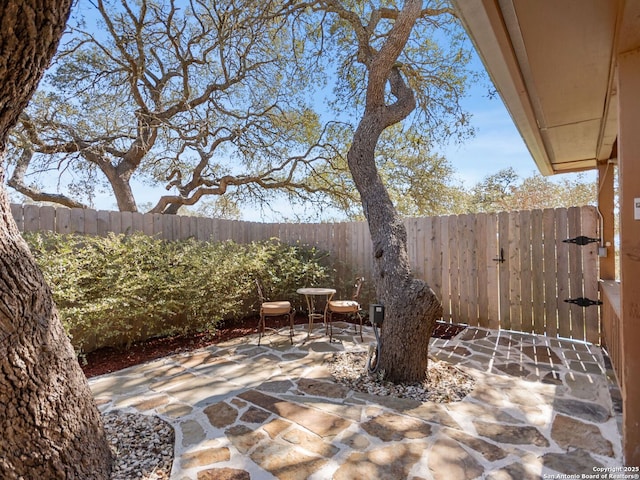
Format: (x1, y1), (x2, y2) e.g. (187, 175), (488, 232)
(452, 0), (623, 175)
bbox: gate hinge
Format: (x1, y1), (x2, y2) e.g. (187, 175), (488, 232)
(564, 297), (603, 307)
(563, 235), (600, 246)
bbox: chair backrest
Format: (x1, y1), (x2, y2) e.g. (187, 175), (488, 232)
(255, 277), (267, 303)
(352, 277), (364, 301)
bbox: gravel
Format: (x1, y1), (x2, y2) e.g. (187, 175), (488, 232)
(328, 351), (476, 403)
(103, 411), (174, 480)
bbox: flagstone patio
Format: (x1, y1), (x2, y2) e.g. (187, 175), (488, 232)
(89, 322), (624, 479)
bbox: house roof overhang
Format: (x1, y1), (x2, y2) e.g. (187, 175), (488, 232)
(451, 0), (640, 176)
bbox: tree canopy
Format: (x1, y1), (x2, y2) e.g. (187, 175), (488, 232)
(467, 167), (596, 213)
(6, 0), (476, 218)
(5, 1), (595, 221)
(296, 0), (473, 383)
(7, 0), (356, 214)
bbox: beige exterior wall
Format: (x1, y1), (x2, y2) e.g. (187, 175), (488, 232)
(618, 46), (640, 465)
(597, 161), (616, 280)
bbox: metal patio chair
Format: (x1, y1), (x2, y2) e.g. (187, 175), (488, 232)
(255, 278), (295, 346)
(327, 276), (364, 342)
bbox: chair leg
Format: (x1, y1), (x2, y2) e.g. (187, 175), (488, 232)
(356, 311), (363, 342)
(288, 311), (294, 344)
(258, 313), (265, 346)
(327, 310), (333, 342)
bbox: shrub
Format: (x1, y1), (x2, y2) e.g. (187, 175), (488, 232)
(23, 232), (335, 353)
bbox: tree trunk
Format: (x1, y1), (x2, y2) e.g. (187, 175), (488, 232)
(0, 197), (114, 477)
(0, 1), (113, 477)
(346, 0), (442, 384)
(348, 114), (442, 384)
(104, 166), (139, 212)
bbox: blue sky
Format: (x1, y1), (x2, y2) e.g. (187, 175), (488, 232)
(10, 29), (594, 220)
(440, 64), (598, 207)
(239, 88), (574, 222)
(441, 51), (595, 188)
(444, 97), (535, 185)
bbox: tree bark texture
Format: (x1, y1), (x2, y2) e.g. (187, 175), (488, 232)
(0, 1), (113, 477)
(349, 113), (443, 384)
(347, 0), (443, 384)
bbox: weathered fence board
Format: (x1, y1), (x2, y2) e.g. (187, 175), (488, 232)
(498, 211), (511, 330)
(568, 207), (585, 340)
(556, 209), (571, 338)
(460, 214), (472, 323)
(11, 203), (601, 343)
(488, 214), (500, 329)
(520, 210), (533, 333)
(508, 211), (521, 332)
(531, 210), (545, 335)
(40, 205), (56, 232)
(476, 213), (489, 325)
(439, 215), (451, 323)
(24, 204), (40, 232)
(449, 215), (461, 323)
(543, 208), (559, 337)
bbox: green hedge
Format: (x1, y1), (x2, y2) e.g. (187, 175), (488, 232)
(23, 232), (335, 353)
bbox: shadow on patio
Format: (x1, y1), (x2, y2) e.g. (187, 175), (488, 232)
(89, 322), (623, 479)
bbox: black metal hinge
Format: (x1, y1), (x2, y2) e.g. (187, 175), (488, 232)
(564, 297), (603, 307)
(563, 236), (600, 246)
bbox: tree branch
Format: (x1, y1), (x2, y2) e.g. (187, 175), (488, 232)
(7, 146), (87, 209)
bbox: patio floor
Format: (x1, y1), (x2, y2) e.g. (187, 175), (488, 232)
(89, 322), (623, 479)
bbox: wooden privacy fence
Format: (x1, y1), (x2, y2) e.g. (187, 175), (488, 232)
(11, 203), (600, 344)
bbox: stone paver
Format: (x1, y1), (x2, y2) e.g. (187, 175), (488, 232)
(180, 447), (230, 469)
(89, 323), (624, 479)
(551, 414), (614, 456)
(197, 467), (250, 480)
(361, 412), (432, 441)
(238, 389), (351, 438)
(250, 441), (327, 479)
(204, 401), (238, 428)
(473, 420), (550, 447)
(334, 441), (427, 480)
(179, 419), (206, 447)
(441, 427), (508, 462)
(428, 436), (484, 480)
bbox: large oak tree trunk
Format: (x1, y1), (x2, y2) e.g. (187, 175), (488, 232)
(346, 0), (443, 384)
(348, 113), (442, 384)
(103, 165), (139, 212)
(0, 1), (113, 477)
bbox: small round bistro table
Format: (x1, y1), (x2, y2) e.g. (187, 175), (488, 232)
(296, 287), (336, 339)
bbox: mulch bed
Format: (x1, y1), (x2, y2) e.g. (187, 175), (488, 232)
(81, 315), (465, 378)
(432, 321), (466, 340)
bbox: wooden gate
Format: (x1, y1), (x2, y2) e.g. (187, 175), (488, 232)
(406, 206), (600, 344)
